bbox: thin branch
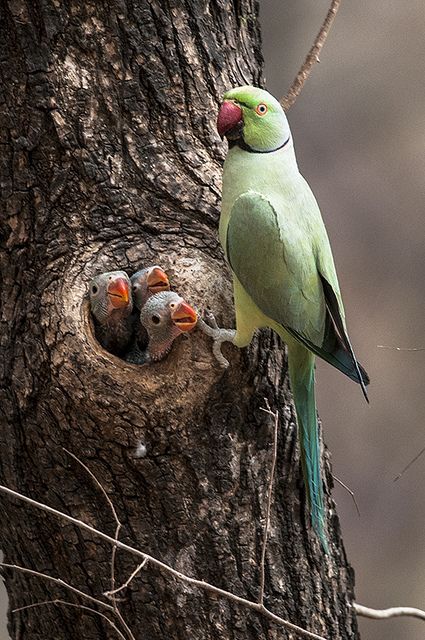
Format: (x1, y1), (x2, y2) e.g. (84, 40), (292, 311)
(258, 402), (279, 606)
(63, 448), (122, 602)
(354, 603), (425, 621)
(281, 0), (342, 111)
(62, 449), (135, 640)
(0, 562), (115, 613)
(63, 449), (120, 524)
(332, 475), (360, 517)
(393, 445), (425, 482)
(1, 561), (136, 640)
(0, 484), (326, 640)
(377, 345), (425, 352)
(12, 599), (127, 640)
(105, 559), (149, 597)
(111, 526), (122, 604)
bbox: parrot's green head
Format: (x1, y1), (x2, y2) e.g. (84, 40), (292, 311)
(217, 86), (290, 152)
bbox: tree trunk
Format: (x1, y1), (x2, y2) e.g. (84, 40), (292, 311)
(0, 1), (359, 638)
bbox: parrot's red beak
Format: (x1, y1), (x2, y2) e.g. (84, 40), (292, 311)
(217, 101), (243, 139)
(171, 301), (198, 332)
(147, 267), (170, 293)
(107, 277), (130, 308)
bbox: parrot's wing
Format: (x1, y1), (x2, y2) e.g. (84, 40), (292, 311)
(226, 191), (369, 393)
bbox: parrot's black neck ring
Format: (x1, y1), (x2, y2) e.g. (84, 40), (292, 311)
(229, 135), (291, 154)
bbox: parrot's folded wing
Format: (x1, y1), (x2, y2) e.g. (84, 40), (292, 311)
(226, 191), (369, 393)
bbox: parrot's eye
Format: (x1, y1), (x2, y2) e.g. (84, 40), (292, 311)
(91, 285), (98, 294)
(151, 315), (161, 325)
(255, 103), (268, 116)
(132, 285), (137, 292)
(169, 303), (176, 309)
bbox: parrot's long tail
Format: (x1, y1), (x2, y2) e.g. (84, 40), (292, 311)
(287, 341), (328, 552)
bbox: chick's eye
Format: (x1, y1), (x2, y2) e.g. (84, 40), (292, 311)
(151, 315), (161, 325)
(91, 285), (98, 294)
(256, 103), (268, 116)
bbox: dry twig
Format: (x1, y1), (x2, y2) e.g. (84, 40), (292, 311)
(104, 559), (149, 598)
(63, 449), (135, 640)
(354, 603), (425, 621)
(12, 599), (127, 640)
(0, 484), (326, 640)
(258, 401), (279, 605)
(0, 562), (115, 613)
(63, 448), (122, 601)
(0, 563), (130, 640)
(393, 445), (425, 482)
(332, 474), (360, 517)
(377, 345), (425, 352)
(281, 0), (342, 110)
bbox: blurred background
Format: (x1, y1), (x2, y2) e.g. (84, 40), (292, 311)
(261, 0), (425, 638)
(1, 2), (424, 639)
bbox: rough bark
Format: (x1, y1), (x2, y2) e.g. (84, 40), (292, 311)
(0, 1), (359, 639)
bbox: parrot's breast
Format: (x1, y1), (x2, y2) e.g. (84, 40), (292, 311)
(219, 144), (300, 252)
(219, 143), (342, 347)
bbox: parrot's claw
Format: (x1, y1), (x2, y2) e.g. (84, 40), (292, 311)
(204, 310), (219, 330)
(197, 316), (236, 368)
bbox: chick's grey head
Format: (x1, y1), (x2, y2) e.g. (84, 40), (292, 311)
(89, 270), (133, 323)
(130, 265), (170, 310)
(140, 291), (198, 361)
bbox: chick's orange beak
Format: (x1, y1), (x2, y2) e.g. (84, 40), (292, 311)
(171, 301), (198, 332)
(147, 267), (170, 293)
(107, 277), (130, 308)
(217, 101), (243, 138)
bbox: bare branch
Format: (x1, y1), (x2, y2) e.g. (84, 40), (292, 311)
(63, 449), (135, 640)
(2, 562), (136, 640)
(354, 603), (425, 621)
(63, 449), (122, 598)
(13, 599), (127, 640)
(64, 450), (122, 600)
(332, 475), (360, 517)
(281, 0), (342, 111)
(393, 445), (425, 482)
(0, 562), (115, 613)
(377, 345), (425, 352)
(63, 449), (120, 525)
(105, 559), (149, 598)
(0, 484), (326, 640)
(258, 402), (279, 605)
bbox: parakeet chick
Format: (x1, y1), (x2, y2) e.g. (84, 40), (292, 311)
(125, 291), (197, 364)
(89, 270), (134, 356)
(130, 265), (170, 310)
(128, 265), (171, 357)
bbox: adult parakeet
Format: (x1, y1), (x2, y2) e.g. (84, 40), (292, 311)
(208, 85), (369, 550)
(89, 270), (134, 356)
(131, 266), (170, 310)
(126, 291), (198, 364)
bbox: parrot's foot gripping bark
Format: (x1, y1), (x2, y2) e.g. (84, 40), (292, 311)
(197, 311), (236, 368)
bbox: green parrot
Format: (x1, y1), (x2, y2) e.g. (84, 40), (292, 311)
(208, 85), (370, 551)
